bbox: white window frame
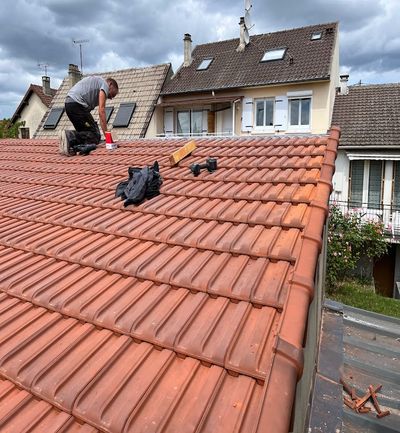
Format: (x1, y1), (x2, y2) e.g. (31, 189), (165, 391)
(176, 109), (207, 136)
(287, 96), (312, 132)
(253, 98), (275, 131)
(349, 160), (384, 209)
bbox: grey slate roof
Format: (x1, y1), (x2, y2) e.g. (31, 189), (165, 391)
(35, 64), (171, 140)
(332, 83), (400, 148)
(161, 22), (337, 95)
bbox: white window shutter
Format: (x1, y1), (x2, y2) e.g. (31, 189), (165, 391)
(274, 96), (288, 131)
(241, 98), (253, 132)
(164, 109), (174, 136)
(202, 110), (208, 135)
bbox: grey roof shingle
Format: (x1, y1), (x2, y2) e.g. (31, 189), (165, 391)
(35, 64), (171, 140)
(161, 22), (337, 95)
(332, 83), (400, 148)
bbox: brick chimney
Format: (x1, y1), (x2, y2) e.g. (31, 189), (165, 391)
(183, 33), (192, 67)
(68, 64), (82, 88)
(339, 74), (349, 95)
(236, 17), (246, 52)
(42, 76), (51, 96)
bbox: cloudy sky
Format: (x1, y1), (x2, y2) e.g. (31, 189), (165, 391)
(1, 0), (399, 119)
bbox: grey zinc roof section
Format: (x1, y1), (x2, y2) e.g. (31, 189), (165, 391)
(332, 83), (400, 148)
(310, 300), (400, 433)
(161, 22), (337, 95)
(35, 64), (171, 140)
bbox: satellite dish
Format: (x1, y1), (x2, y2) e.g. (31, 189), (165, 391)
(244, 28), (250, 45)
(244, 10), (252, 29)
(245, 0), (252, 11)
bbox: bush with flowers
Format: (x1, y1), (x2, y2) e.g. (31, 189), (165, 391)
(326, 204), (388, 291)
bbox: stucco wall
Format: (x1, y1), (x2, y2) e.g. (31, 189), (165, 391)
(18, 93), (48, 138)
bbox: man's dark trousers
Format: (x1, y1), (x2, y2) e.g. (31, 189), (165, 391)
(65, 100), (101, 145)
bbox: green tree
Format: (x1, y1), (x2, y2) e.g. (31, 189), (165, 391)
(326, 204), (388, 291)
(0, 119), (24, 138)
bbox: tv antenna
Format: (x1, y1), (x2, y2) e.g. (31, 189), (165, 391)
(243, 0), (254, 45)
(38, 63), (49, 76)
(73, 39), (89, 73)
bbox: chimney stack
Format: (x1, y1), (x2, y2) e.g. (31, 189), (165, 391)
(183, 33), (192, 67)
(236, 17), (246, 52)
(42, 76), (51, 96)
(68, 64), (82, 88)
(339, 74), (349, 95)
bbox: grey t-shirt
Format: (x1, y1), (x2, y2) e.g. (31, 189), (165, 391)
(67, 76), (109, 110)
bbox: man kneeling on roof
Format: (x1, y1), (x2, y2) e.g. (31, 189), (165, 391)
(59, 76), (119, 156)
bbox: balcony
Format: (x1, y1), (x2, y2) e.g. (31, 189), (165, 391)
(329, 200), (400, 242)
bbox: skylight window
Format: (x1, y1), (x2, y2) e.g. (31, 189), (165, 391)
(197, 58), (213, 70)
(261, 48), (286, 62)
(113, 102), (136, 127)
(311, 31), (322, 40)
(43, 107), (64, 129)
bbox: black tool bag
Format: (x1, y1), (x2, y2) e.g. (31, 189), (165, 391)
(115, 161), (163, 206)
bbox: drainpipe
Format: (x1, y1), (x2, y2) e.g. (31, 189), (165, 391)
(232, 98), (241, 136)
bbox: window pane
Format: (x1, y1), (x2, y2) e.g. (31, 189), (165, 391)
(256, 101), (264, 126)
(393, 162), (400, 210)
(265, 100), (274, 126)
(191, 111), (203, 134)
(290, 99), (299, 125)
(300, 98), (311, 125)
(350, 160), (364, 207)
(368, 161), (382, 209)
(177, 111), (190, 134)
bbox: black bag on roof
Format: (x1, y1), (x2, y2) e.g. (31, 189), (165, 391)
(115, 161), (162, 207)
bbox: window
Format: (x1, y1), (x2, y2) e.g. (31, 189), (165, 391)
(197, 58), (213, 70)
(349, 160), (383, 209)
(255, 99), (274, 128)
(177, 110), (204, 135)
(20, 127), (30, 139)
(43, 107), (64, 129)
(393, 162), (400, 210)
(261, 48), (286, 62)
(113, 103), (136, 127)
(311, 31), (322, 40)
(105, 106), (114, 123)
(289, 98), (311, 127)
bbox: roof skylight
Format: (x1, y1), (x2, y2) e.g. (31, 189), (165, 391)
(311, 31), (322, 40)
(197, 58), (213, 70)
(261, 48), (286, 62)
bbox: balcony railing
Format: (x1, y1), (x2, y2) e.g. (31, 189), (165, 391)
(329, 200), (400, 242)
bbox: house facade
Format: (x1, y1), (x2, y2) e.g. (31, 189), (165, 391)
(158, 22), (340, 137)
(11, 77), (57, 139)
(331, 82), (400, 297)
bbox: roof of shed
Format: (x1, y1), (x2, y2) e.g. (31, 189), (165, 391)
(161, 22), (337, 95)
(0, 130), (339, 433)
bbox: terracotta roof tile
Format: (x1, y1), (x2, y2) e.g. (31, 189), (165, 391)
(162, 22), (337, 95)
(0, 131), (340, 433)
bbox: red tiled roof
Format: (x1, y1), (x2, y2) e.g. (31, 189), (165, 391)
(11, 84), (57, 123)
(162, 22), (338, 95)
(0, 130), (340, 433)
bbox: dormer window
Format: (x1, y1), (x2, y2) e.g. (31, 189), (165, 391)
(311, 31), (322, 40)
(261, 48), (286, 62)
(197, 58), (213, 70)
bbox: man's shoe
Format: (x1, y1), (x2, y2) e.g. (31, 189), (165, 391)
(76, 144), (97, 156)
(59, 130), (76, 156)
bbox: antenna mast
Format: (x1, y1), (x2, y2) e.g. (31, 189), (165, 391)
(38, 63), (49, 76)
(73, 39), (90, 73)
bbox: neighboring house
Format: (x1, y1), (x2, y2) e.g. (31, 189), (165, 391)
(35, 63), (172, 140)
(11, 77), (57, 139)
(158, 22), (339, 137)
(331, 81), (400, 297)
(0, 127), (340, 433)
